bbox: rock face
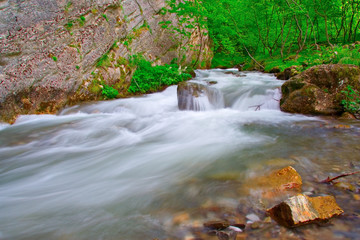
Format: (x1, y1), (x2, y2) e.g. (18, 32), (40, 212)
(177, 81), (224, 111)
(280, 64), (360, 115)
(0, 0), (212, 123)
(267, 194), (344, 228)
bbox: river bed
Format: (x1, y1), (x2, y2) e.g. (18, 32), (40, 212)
(0, 69), (359, 239)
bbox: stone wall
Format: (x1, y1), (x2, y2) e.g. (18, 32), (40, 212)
(0, 0), (212, 123)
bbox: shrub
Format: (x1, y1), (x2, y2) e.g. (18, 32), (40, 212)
(341, 85), (360, 114)
(102, 85), (118, 99)
(128, 56), (192, 93)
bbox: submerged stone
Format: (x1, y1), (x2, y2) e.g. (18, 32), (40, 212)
(244, 166), (303, 199)
(267, 194), (344, 228)
(333, 182), (356, 192)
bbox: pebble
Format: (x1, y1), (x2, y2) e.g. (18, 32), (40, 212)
(228, 226), (243, 233)
(334, 182), (356, 192)
(203, 220), (230, 230)
(353, 194), (360, 201)
(246, 213), (260, 223)
(250, 222), (261, 229)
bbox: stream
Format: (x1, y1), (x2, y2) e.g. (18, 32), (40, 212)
(0, 69), (359, 239)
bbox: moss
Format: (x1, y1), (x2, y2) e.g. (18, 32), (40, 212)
(96, 53), (112, 68)
(89, 81), (102, 94)
(116, 57), (129, 66)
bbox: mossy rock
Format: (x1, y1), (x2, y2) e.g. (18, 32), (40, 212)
(280, 64), (360, 115)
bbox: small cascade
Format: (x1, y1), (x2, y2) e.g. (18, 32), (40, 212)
(178, 70), (283, 112)
(231, 87), (282, 111)
(177, 81), (225, 111)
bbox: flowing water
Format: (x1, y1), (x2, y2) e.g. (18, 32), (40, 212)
(0, 70), (359, 240)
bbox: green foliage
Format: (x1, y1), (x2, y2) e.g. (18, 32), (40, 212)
(96, 53), (111, 68)
(102, 85), (119, 99)
(110, 40), (118, 50)
(244, 44), (360, 72)
(76, 65), (80, 70)
(78, 16), (86, 26)
(102, 14), (109, 22)
(128, 56), (192, 93)
(200, 0), (360, 67)
(52, 56), (58, 62)
(211, 53), (245, 68)
(341, 85), (360, 114)
(65, 21), (73, 31)
(65, 1), (72, 12)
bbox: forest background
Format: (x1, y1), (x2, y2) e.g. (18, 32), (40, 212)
(169, 0), (360, 71)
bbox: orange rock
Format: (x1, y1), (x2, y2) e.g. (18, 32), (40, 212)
(172, 212), (190, 225)
(245, 166), (302, 199)
(267, 194), (344, 228)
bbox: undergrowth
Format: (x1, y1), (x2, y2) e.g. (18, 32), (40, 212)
(102, 85), (119, 99)
(128, 56), (192, 93)
(341, 85), (360, 114)
(245, 43), (360, 72)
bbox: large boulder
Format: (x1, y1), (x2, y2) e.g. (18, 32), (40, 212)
(267, 194), (344, 228)
(280, 64), (360, 115)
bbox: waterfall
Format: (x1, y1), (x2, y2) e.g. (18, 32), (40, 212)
(177, 81), (225, 111)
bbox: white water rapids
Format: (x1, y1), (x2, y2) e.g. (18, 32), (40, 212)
(2, 69), (358, 239)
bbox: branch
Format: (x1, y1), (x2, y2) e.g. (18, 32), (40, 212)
(320, 171), (360, 183)
(249, 103), (264, 111)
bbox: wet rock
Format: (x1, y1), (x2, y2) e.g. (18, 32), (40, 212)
(208, 81), (218, 85)
(333, 182), (356, 192)
(246, 213), (260, 223)
(353, 194), (360, 200)
(216, 231), (230, 240)
(339, 112), (357, 119)
(267, 194), (344, 228)
(172, 212), (190, 225)
(177, 82), (224, 111)
(280, 64), (360, 115)
(250, 222), (261, 230)
(276, 66), (299, 80)
(244, 166), (302, 198)
(269, 66), (281, 74)
(224, 72), (246, 78)
(203, 220), (230, 230)
(230, 224), (246, 230)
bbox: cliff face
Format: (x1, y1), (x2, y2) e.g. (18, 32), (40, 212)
(0, 0), (212, 123)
